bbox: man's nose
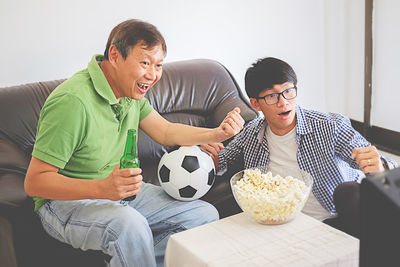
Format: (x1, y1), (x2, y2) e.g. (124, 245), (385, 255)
(276, 93), (288, 106)
(145, 66), (156, 80)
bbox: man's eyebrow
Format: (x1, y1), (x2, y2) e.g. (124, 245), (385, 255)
(142, 52), (163, 63)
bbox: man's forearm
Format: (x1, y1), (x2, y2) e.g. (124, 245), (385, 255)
(25, 172), (103, 200)
(163, 123), (217, 146)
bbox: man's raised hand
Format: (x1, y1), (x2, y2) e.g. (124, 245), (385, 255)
(352, 145), (385, 174)
(215, 107), (244, 141)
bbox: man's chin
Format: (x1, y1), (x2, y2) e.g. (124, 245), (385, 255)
(130, 92), (146, 100)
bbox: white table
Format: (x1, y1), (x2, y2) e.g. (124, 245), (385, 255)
(165, 212), (359, 267)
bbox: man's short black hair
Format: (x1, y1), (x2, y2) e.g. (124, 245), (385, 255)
(245, 57), (297, 98)
(104, 19), (167, 60)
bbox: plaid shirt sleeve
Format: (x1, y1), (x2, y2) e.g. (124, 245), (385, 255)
(334, 115), (370, 169)
(217, 128), (246, 175)
(334, 115), (398, 169)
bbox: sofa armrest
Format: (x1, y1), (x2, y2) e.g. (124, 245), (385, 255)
(0, 216), (17, 267)
(0, 141), (29, 209)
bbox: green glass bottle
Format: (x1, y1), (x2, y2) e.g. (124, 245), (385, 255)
(120, 129), (140, 201)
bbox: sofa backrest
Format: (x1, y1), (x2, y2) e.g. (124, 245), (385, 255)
(0, 80), (65, 155)
(0, 59), (258, 207)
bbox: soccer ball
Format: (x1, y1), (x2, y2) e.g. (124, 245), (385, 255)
(158, 146), (215, 201)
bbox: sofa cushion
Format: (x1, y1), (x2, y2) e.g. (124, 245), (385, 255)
(0, 141), (30, 208)
(0, 80), (64, 155)
(0, 174), (26, 209)
(146, 59), (256, 124)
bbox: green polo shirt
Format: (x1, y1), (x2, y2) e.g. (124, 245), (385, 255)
(32, 54), (153, 211)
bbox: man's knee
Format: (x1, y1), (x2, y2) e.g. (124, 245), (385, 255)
(190, 201), (219, 226)
(333, 181), (361, 238)
(107, 206), (153, 242)
(333, 181), (360, 217)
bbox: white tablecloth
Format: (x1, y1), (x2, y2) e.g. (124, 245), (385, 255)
(165, 212), (359, 267)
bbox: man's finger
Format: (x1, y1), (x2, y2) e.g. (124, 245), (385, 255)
(209, 143), (224, 153)
(353, 146), (373, 155)
(201, 144), (221, 157)
(120, 175), (143, 186)
(119, 168), (142, 177)
(209, 143), (222, 153)
(206, 145), (219, 155)
(233, 107), (241, 114)
(231, 113), (244, 129)
(352, 146), (372, 159)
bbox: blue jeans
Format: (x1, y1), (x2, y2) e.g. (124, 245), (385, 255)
(37, 182), (219, 267)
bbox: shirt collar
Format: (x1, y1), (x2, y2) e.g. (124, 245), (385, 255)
(258, 105), (312, 137)
(295, 105), (312, 135)
(87, 54), (119, 105)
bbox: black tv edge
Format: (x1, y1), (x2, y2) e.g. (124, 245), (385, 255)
(360, 167), (400, 267)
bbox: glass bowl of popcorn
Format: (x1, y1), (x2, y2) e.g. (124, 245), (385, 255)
(230, 167), (313, 225)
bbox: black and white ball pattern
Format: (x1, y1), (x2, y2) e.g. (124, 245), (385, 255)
(158, 146), (215, 201)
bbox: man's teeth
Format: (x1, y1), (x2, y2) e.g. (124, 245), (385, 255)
(137, 83), (150, 90)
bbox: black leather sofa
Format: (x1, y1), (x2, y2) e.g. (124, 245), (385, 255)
(0, 59), (258, 266)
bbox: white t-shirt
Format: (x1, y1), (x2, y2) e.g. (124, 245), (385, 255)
(266, 125), (334, 221)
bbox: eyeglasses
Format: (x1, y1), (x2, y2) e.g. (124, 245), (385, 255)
(255, 86), (297, 105)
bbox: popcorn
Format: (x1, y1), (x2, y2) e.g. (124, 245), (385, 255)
(233, 168), (310, 224)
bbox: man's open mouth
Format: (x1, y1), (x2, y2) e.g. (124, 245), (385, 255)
(137, 82), (150, 92)
(279, 110), (291, 116)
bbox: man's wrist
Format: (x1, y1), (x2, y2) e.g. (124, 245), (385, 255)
(92, 179), (105, 199)
(213, 127), (224, 143)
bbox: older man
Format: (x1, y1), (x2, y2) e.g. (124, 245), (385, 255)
(24, 19), (244, 267)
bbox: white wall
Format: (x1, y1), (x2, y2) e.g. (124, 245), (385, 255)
(0, 0), (325, 111)
(323, 0), (365, 119)
(372, 0), (400, 132)
(323, 0), (400, 132)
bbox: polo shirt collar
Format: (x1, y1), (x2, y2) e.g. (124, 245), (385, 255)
(87, 54), (119, 105)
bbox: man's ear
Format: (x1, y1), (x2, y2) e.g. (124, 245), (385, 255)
(250, 98), (262, 111)
(107, 45), (120, 68)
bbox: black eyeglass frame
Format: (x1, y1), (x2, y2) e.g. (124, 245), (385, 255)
(255, 86), (297, 105)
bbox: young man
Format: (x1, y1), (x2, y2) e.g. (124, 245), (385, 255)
(201, 57), (398, 237)
(24, 19), (244, 267)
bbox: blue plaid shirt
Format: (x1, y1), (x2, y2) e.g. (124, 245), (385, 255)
(219, 105), (398, 214)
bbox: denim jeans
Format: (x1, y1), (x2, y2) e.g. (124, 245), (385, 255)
(37, 182), (219, 267)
